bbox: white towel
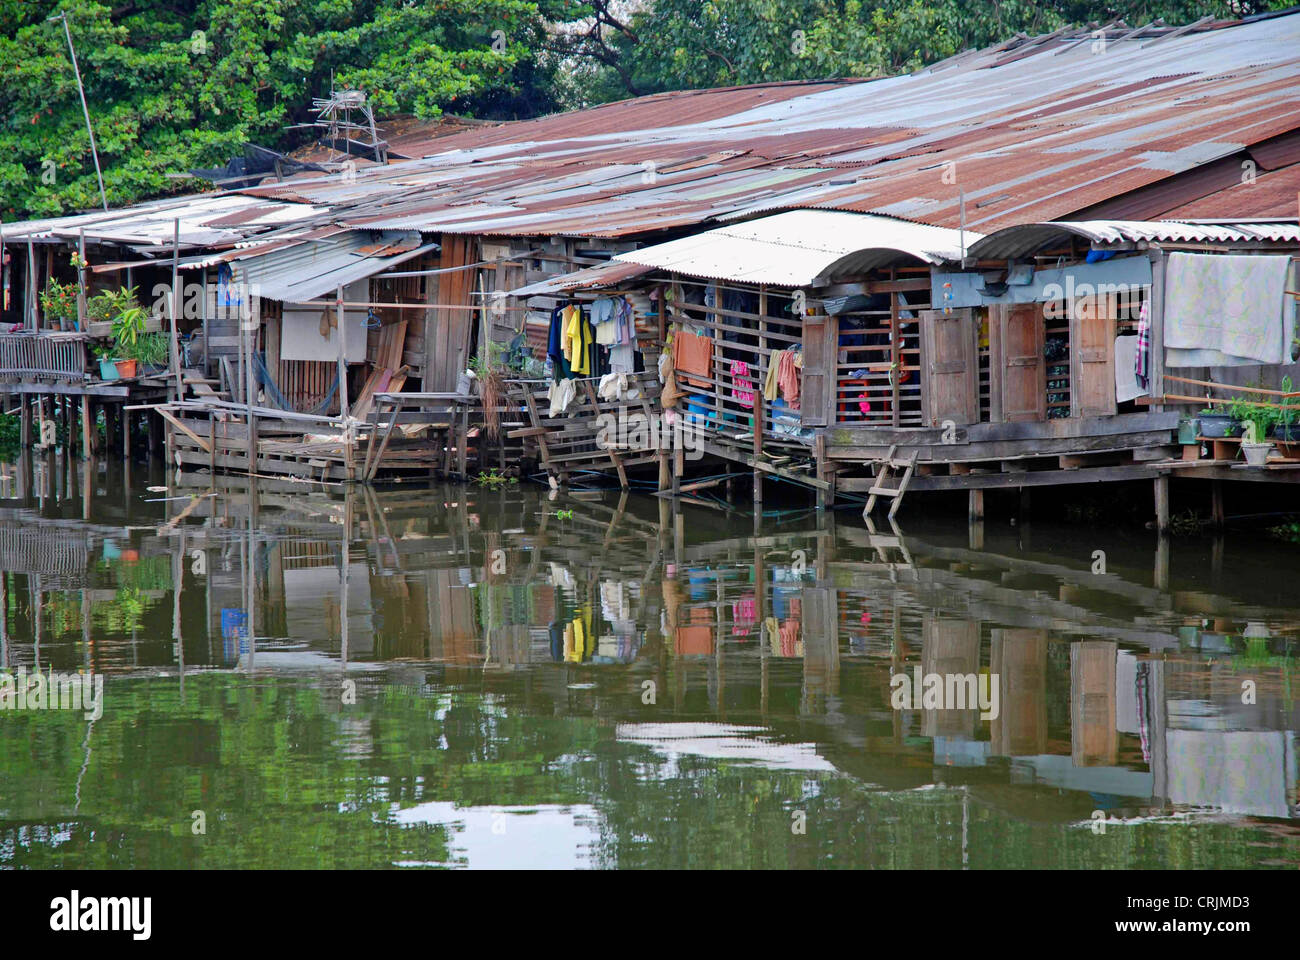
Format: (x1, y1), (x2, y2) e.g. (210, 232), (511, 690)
(1114, 336), (1147, 403)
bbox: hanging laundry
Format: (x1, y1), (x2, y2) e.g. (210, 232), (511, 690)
(660, 349), (685, 409)
(565, 305), (595, 376)
(609, 341), (635, 373)
(614, 297), (635, 345)
(730, 359), (754, 409)
(1134, 299), (1151, 390)
(763, 350), (782, 401)
(547, 305), (571, 382)
(548, 377), (577, 416)
(777, 349), (800, 409)
(673, 329), (713, 388)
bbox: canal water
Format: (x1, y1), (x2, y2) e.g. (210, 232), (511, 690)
(1, 453), (1298, 869)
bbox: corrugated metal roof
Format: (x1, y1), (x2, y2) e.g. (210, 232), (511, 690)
(510, 260), (654, 297)
(611, 210), (978, 285)
(967, 219), (1300, 259)
(7, 11), (1300, 254)
(234, 231), (435, 303)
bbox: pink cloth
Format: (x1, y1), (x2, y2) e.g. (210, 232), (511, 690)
(730, 360), (754, 409)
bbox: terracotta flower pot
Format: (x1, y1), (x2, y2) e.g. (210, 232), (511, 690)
(114, 359), (139, 378)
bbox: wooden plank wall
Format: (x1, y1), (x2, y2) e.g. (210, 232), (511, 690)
(426, 235), (478, 391)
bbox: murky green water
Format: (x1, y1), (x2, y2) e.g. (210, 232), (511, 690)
(1, 453), (1298, 868)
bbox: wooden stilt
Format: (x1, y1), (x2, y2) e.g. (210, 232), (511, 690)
(1154, 474), (1170, 534)
(81, 396), (91, 461)
(19, 394), (30, 449)
(969, 488), (985, 522)
(1210, 479), (1224, 529)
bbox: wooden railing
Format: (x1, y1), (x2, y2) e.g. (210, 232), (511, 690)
(0, 333), (87, 380)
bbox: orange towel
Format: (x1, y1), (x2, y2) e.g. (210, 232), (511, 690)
(673, 331), (713, 389)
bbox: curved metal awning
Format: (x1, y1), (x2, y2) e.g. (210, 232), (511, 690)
(609, 210), (981, 288)
(967, 219), (1300, 260)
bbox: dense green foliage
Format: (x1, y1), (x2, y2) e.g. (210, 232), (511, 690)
(2, 0), (1294, 221)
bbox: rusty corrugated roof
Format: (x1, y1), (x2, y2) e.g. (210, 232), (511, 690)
(7, 12), (1299, 257)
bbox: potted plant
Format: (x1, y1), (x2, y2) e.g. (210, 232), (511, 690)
(1229, 394), (1275, 466)
(92, 343), (120, 380)
(39, 278), (79, 330)
(1197, 406), (1235, 438)
(108, 289), (148, 379)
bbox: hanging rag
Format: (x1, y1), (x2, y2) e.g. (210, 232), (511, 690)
(777, 349), (800, 409)
(730, 359), (754, 409)
(672, 329), (713, 389)
(548, 377), (577, 416)
(598, 371), (631, 402)
(659, 350), (685, 409)
(763, 351), (782, 401)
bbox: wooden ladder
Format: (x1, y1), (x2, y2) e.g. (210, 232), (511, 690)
(863, 445), (919, 520)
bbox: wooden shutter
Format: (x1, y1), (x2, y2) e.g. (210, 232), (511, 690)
(799, 312), (836, 427)
(1070, 294), (1117, 418)
(919, 308), (978, 426)
(990, 302), (1046, 422)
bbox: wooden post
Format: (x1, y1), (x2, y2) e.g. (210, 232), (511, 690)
(968, 487), (984, 522)
(245, 294), (258, 473)
(19, 394), (30, 448)
(336, 285), (354, 481)
(80, 396), (91, 461)
(76, 228), (88, 331)
(1210, 479), (1224, 529)
(122, 407), (131, 462)
(26, 240), (38, 330)
(1148, 249), (1166, 410)
(1154, 474), (1170, 534)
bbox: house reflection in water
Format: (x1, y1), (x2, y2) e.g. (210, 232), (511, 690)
(0, 459), (1296, 829)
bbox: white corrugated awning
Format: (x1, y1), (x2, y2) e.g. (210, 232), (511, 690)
(967, 220), (1300, 259)
(611, 210), (980, 286)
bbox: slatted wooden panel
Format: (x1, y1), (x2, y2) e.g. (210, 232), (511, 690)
(1070, 294), (1118, 418)
(0, 333), (86, 379)
(991, 302), (1046, 422)
(277, 359), (337, 414)
(919, 308), (978, 426)
(799, 313), (834, 427)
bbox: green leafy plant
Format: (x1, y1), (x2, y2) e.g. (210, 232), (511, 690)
(38, 278), (78, 322)
(473, 467), (516, 487)
(131, 332), (171, 366)
(1227, 389), (1275, 444)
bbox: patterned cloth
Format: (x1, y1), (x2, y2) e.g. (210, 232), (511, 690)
(1163, 252), (1294, 366)
(1134, 300), (1151, 390)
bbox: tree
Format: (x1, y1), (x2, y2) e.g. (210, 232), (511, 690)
(0, 0), (559, 220)
(554, 0), (1295, 106)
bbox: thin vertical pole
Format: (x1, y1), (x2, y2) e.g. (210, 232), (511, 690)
(52, 12), (108, 211)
